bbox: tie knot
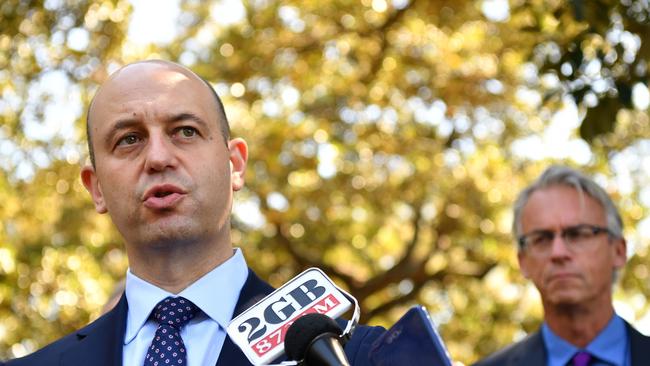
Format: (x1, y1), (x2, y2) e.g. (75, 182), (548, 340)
(571, 351), (592, 366)
(152, 296), (200, 328)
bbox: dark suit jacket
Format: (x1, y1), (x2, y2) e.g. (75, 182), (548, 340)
(472, 321), (650, 366)
(5, 269), (384, 366)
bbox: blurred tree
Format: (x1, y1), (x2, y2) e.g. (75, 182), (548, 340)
(507, 0), (650, 141)
(0, 0), (130, 359)
(0, 0), (649, 364)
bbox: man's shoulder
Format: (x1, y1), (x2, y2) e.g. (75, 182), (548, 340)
(4, 324), (91, 365)
(472, 330), (544, 366)
(627, 319), (650, 342)
(344, 324), (386, 366)
(4, 297), (127, 366)
(348, 324), (386, 346)
(626, 320), (650, 365)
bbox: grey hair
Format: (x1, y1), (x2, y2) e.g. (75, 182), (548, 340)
(512, 165), (624, 249)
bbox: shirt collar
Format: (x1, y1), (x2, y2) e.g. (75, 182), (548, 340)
(123, 248), (248, 345)
(585, 314), (627, 365)
(542, 322), (575, 366)
(542, 314), (628, 366)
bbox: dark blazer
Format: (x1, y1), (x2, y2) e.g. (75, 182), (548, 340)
(472, 321), (650, 366)
(5, 269), (384, 366)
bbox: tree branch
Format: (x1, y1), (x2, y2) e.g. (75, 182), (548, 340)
(362, 260), (497, 321)
(354, 201), (424, 298)
(273, 223), (358, 286)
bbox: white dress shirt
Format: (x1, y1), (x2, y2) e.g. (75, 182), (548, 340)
(122, 248), (249, 366)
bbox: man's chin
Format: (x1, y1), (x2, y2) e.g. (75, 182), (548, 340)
(545, 290), (585, 307)
(138, 222), (201, 248)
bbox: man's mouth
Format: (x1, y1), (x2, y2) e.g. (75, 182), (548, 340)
(547, 272), (581, 284)
(142, 184), (187, 210)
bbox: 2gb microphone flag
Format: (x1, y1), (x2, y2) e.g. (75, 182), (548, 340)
(227, 268), (353, 365)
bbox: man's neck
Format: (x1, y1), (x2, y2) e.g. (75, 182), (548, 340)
(544, 301), (615, 348)
(126, 239), (234, 294)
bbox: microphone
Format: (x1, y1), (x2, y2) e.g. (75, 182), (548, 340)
(226, 268), (359, 365)
(284, 313), (351, 366)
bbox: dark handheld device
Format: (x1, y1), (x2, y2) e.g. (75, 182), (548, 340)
(369, 306), (453, 366)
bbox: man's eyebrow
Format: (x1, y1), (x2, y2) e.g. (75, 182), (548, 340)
(167, 112), (209, 129)
(520, 229), (552, 238)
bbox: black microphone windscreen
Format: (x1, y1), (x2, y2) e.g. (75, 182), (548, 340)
(285, 313), (343, 361)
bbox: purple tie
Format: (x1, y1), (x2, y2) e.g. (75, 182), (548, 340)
(571, 351), (592, 366)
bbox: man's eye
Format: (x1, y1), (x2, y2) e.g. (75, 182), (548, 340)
(530, 233), (552, 245)
(117, 134), (140, 146)
(565, 228), (589, 241)
(530, 236), (544, 245)
(178, 127), (198, 138)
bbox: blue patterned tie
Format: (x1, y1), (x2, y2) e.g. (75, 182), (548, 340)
(571, 351), (592, 366)
(143, 296), (200, 366)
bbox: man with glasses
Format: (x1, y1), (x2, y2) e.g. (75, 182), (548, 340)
(474, 165), (650, 366)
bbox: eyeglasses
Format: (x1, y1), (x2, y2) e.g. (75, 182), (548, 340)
(518, 224), (613, 254)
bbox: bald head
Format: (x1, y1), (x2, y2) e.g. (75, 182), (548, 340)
(86, 60), (230, 167)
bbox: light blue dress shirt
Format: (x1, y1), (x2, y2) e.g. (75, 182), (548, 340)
(122, 248), (249, 366)
(541, 313), (630, 366)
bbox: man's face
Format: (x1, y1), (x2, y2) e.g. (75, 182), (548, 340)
(517, 185), (626, 308)
(81, 62), (247, 252)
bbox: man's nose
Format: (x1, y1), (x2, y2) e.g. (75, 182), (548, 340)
(144, 133), (178, 172)
(548, 232), (572, 259)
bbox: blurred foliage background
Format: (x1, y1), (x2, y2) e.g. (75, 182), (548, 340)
(1, 0), (650, 364)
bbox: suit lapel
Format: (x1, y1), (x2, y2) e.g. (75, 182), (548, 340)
(510, 331), (546, 366)
(216, 269), (274, 366)
(627, 322), (650, 366)
(214, 334), (252, 365)
(60, 294), (127, 366)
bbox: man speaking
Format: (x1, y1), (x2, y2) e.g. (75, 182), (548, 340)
(4, 60), (383, 365)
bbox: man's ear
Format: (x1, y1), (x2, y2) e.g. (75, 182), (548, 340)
(228, 138), (248, 191)
(81, 165), (108, 213)
(612, 237), (627, 270)
(518, 250), (530, 279)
